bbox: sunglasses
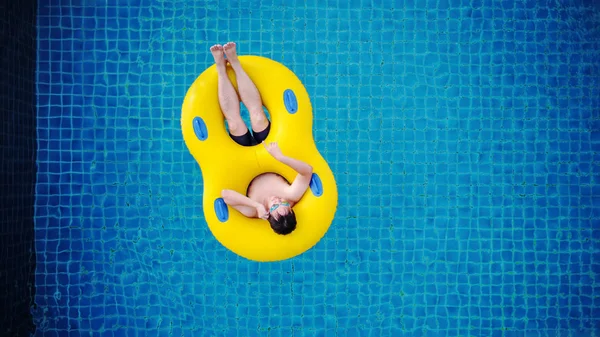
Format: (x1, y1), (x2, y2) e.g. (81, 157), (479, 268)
(269, 201), (290, 213)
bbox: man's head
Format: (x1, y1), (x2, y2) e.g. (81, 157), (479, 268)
(266, 196), (296, 235)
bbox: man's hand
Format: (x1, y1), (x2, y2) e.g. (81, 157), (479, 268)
(256, 204), (269, 219)
(263, 141), (284, 160)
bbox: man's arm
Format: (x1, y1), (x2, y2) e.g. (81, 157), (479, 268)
(277, 155), (313, 177)
(285, 167), (313, 202)
(221, 189), (260, 218)
(263, 142), (313, 202)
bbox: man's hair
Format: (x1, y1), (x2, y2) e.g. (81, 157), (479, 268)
(268, 210), (297, 235)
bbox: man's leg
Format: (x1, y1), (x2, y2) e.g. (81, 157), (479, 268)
(210, 44), (253, 145)
(223, 42), (270, 139)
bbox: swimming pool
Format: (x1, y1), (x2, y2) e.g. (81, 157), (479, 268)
(31, 0), (599, 336)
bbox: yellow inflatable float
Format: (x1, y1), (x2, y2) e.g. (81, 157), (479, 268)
(181, 55), (338, 262)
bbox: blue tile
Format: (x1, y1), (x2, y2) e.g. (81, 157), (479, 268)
(31, 0), (600, 336)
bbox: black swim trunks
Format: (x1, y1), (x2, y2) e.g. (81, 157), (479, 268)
(229, 121), (271, 146)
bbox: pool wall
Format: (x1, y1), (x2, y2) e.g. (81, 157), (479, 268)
(0, 1), (38, 336)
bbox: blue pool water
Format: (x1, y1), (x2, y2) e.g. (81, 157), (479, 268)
(35, 0), (599, 336)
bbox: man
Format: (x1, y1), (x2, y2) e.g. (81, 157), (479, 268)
(210, 42), (313, 235)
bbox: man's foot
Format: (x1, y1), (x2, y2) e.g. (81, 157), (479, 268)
(223, 42), (239, 65)
(210, 44), (226, 68)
